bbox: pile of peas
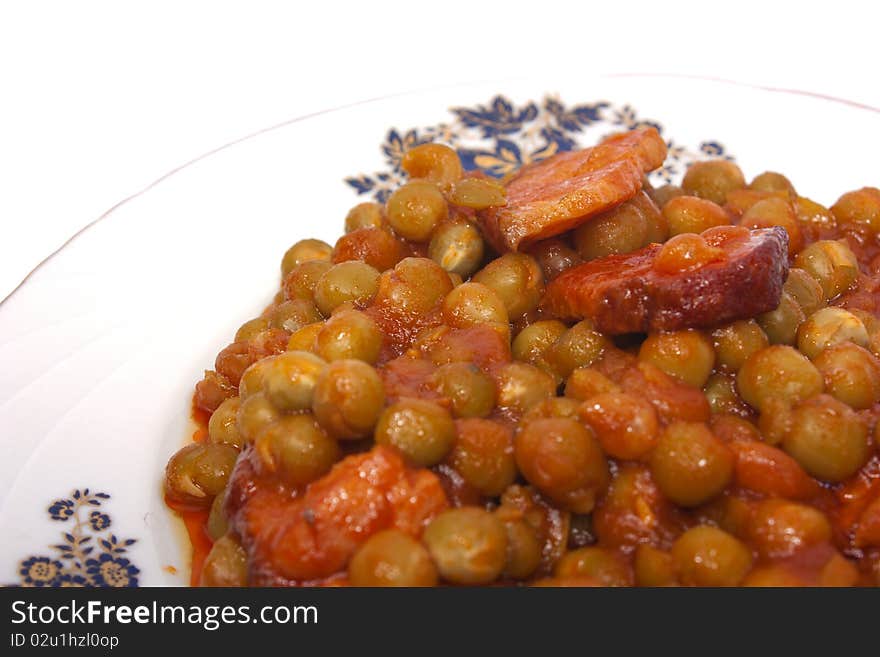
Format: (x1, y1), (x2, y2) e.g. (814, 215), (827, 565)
(166, 141), (880, 587)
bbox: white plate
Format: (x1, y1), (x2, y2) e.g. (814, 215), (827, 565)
(2, 76), (878, 587)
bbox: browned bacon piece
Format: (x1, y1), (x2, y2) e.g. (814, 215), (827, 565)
(542, 226), (790, 334)
(227, 445), (448, 584)
(478, 127), (667, 252)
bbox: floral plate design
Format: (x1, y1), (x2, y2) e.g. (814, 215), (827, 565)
(17, 489), (139, 587)
(345, 94), (731, 203)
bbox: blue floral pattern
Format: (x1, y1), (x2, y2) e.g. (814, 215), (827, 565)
(345, 94), (733, 202)
(48, 498), (75, 521)
(17, 489), (139, 587)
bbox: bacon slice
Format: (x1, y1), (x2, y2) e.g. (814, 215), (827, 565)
(478, 127), (667, 252)
(542, 226), (789, 334)
(228, 445), (448, 584)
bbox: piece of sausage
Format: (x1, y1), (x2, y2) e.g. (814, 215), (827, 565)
(478, 128), (667, 252)
(227, 445), (449, 584)
(542, 226), (789, 334)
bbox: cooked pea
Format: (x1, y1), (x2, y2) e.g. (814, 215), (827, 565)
(447, 177), (507, 209)
(639, 330), (715, 388)
(671, 526), (752, 587)
(441, 282), (508, 329)
(710, 413), (762, 443)
(314, 309), (382, 363)
(527, 239), (583, 281)
(267, 299), (322, 333)
(796, 307), (868, 360)
(747, 499), (832, 559)
(652, 232), (724, 274)
(531, 576), (601, 587)
(262, 350), (326, 412)
(818, 552), (860, 587)
(281, 238), (332, 278)
(345, 202), (384, 233)
(386, 180), (448, 242)
(208, 396), (243, 448)
(312, 359), (385, 439)
(555, 547), (633, 586)
(750, 171), (796, 195)
(427, 220), (485, 278)
(564, 367), (620, 401)
(515, 418), (610, 513)
(200, 534), (248, 587)
(254, 413), (339, 486)
(401, 143), (463, 190)
(634, 545), (677, 587)
(737, 345), (823, 411)
(633, 191), (668, 244)
(282, 260), (333, 303)
(374, 257), (453, 315)
(512, 320), (567, 366)
(742, 566), (804, 587)
(580, 392), (659, 460)
(574, 199), (649, 261)
(498, 514), (542, 580)
(332, 227), (404, 272)
(757, 292), (805, 346)
(544, 319), (608, 379)
(234, 317), (270, 342)
(206, 487), (229, 540)
(681, 160), (746, 205)
(430, 363), (496, 418)
(740, 197), (802, 255)
(783, 394), (869, 482)
(784, 268), (826, 317)
(375, 399), (455, 466)
(472, 253), (544, 319)
(236, 392), (282, 442)
(850, 308), (880, 335)
(650, 183), (685, 209)
(793, 240), (859, 300)
(814, 343), (880, 409)
(757, 396), (795, 446)
(662, 195), (730, 236)
(522, 396), (583, 423)
(313, 261), (380, 316)
(423, 507), (508, 585)
(495, 362), (557, 414)
(164, 443), (239, 506)
(650, 422), (733, 506)
(711, 320), (769, 372)
(449, 418), (516, 496)
(286, 322), (323, 352)
(797, 195), (837, 228)
(214, 341), (253, 388)
(870, 328), (880, 360)
(704, 372), (746, 415)
(348, 529), (438, 587)
(831, 187), (880, 233)
(701, 493), (755, 540)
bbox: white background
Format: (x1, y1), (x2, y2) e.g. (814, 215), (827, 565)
(1, 0), (878, 301)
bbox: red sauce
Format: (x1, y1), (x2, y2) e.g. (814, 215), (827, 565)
(179, 506), (212, 586)
(168, 400), (215, 586)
